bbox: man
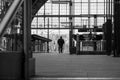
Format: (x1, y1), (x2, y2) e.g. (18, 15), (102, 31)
(57, 36), (65, 53)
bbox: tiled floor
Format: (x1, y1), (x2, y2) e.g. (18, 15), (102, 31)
(31, 53), (120, 80)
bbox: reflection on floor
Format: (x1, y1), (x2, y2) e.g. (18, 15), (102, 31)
(31, 52), (120, 80)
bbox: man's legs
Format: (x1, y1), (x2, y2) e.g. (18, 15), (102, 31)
(59, 46), (63, 53)
(60, 46), (63, 53)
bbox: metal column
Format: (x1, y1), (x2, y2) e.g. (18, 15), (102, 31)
(47, 18), (49, 53)
(106, 19), (112, 55)
(69, 1), (74, 54)
(24, 0), (32, 79)
(114, 0), (120, 56)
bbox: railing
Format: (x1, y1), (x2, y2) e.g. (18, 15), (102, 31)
(75, 40), (106, 52)
(80, 40), (106, 51)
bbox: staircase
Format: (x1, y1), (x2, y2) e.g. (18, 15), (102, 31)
(0, 0), (13, 22)
(0, 0), (48, 37)
(0, 0), (48, 24)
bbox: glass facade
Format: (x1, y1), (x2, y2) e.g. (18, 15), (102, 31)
(31, 0), (113, 52)
(32, 0), (113, 29)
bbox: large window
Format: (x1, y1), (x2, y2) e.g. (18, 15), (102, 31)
(32, 0), (113, 29)
(31, 0), (113, 52)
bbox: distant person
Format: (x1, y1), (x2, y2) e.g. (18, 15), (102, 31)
(53, 41), (56, 51)
(57, 36), (65, 53)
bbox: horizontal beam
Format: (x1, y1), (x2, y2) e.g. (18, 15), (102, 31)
(17, 27), (80, 30)
(51, 1), (70, 4)
(31, 27), (103, 30)
(34, 14), (113, 18)
(31, 28), (77, 29)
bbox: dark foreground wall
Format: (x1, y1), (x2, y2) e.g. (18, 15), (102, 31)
(0, 51), (24, 80)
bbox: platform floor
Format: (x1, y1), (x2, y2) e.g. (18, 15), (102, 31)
(31, 52), (120, 80)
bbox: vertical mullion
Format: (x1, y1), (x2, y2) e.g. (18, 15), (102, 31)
(44, 4), (45, 29)
(88, 0), (90, 28)
(36, 13), (38, 34)
(81, 0), (82, 27)
(51, 1), (52, 28)
(58, 0), (60, 35)
(104, 0), (105, 22)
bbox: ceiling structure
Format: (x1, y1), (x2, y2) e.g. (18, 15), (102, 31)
(32, 0), (48, 17)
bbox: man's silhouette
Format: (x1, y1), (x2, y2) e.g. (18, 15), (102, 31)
(57, 36), (65, 53)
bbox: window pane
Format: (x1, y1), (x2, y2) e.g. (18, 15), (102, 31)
(82, 3), (88, 14)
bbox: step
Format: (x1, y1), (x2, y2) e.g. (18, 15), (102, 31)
(30, 77), (120, 80)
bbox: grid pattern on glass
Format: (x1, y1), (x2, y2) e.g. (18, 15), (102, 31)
(60, 4), (69, 15)
(60, 17), (69, 28)
(33, 0), (113, 29)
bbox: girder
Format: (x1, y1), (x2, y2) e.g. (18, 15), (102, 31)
(32, 0), (48, 18)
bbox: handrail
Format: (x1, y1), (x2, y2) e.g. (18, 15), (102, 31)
(0, 0), (23, 37)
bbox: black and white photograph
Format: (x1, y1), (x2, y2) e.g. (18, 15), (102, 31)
(0, 0), (120, 80)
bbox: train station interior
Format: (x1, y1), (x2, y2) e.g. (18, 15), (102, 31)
(0, 0), (120, 80)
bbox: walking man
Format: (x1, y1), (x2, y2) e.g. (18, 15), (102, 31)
(57, 36), (65, 53)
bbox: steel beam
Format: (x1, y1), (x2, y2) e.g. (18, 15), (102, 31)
(114, 0), (120, 56)
(0, 0), (23, 37)
(34, 14), (113, 18)
(24, 0), (32, 79)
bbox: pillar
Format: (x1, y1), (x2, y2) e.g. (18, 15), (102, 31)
(69, 1), (74, 54)
(24, 0), (32, 79)
(106, 19), (112, 55)
(114, 0), (120, 56)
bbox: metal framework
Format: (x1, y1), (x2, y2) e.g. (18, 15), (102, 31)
(32, 0), (114, 30)
(34, 14), (113, 18)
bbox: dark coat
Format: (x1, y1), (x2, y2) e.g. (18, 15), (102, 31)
(57, 38), (64, 47)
